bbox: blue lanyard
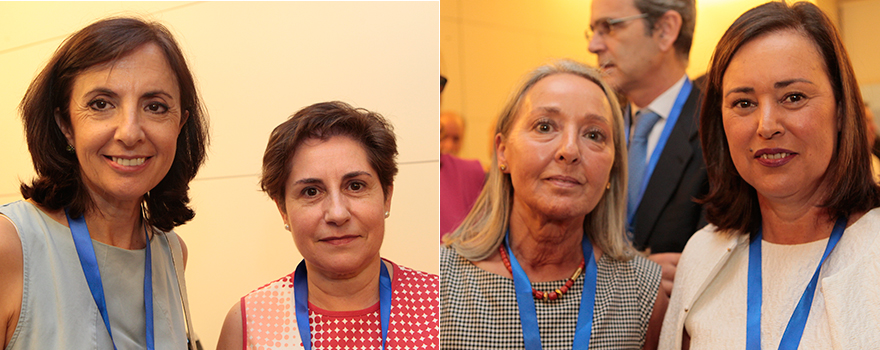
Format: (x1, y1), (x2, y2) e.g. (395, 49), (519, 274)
(746, 216), (845, 350)
(626, 79), (693, 226)
(66, 208), (154, 350)
(293, 259), (392, 350)
(504, 231), (597, 350)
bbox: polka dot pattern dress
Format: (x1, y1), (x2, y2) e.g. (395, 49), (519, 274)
(242, 260), (439, 350)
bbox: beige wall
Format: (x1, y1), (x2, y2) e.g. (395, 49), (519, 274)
(0, 2), (438, 349)
(840, 0), (880, 121)
(841, 0), (880, 86)
(441, 0), (835, 168)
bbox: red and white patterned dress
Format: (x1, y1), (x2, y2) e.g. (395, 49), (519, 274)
(241, 260), (439, 350)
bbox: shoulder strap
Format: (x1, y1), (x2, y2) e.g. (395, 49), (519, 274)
(162, 231), (201, 350)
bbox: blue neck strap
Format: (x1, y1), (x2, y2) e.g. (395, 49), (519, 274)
(504, 230), (597, 350)
(294, 259), (392, 350)
(626, 78), (693, 226)
(66, 208), (154, 350)
(746, 216), (846, 350)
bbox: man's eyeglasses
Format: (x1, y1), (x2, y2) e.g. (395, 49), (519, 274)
(584, 13), (648, 41)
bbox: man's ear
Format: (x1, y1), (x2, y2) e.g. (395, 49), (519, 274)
(55, 108), (75, 146)
(655, 10), (682, 53)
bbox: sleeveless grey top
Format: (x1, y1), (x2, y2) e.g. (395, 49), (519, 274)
(1, 200), (187, 350)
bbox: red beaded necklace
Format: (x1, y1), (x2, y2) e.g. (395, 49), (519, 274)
(498, 245), (586, 301)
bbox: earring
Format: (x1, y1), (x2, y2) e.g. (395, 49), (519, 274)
(384, 211), (390, 218)
(66, 144), (75, 153)
(606, 182), (611, 190)
(284, 224), (290, 231)
(500, 164), (507, 171)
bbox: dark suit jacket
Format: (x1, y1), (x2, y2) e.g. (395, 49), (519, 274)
(631, 83), (708, 253)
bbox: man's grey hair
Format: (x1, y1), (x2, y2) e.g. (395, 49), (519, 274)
(634, 0), (696, 60)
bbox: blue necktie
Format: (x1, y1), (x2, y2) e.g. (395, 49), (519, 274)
(627, 110), (661, 219)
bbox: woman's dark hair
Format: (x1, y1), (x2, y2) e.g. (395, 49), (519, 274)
(873, 135), (880, 158)
(19, 17), (209, 231)
(700, 1), (880, 234)
(261, 101), (398, 209)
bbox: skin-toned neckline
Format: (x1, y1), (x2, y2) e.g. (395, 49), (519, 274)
(305, 258), (394, 311)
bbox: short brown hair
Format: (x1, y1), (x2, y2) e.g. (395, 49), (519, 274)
(700, 1), (880, 234)
(18, 17), (209, 232)
(261, 101), (398, 209)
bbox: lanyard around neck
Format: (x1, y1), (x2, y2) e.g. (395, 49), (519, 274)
(293, 259), (392, 350)
(66, 208), (154, 350)
(746, 216), (846, 350)
(626, 78), (693, 227)
(504, 231), (598, 350)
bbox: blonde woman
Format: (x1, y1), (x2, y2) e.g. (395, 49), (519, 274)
(441, 60), (665, 350)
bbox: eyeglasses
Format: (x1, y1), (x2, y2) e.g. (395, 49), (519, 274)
(441, 75), (448, 93)
(584, 13), (648, 41)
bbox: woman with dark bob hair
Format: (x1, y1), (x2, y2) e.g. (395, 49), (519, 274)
(441, 60), (665, 349)
(0, 17), (207, 349)
(217, 101), (439, 349)
(661, 2), (880, 348)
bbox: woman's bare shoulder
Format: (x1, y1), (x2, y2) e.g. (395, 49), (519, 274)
(217, 300), (243, 350)
(0, 214), (24, 348)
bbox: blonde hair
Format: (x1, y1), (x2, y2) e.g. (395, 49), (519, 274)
(443, 59), (634, 261)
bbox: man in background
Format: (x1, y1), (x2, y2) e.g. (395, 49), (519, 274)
(441, 111), (466, 156)
(588, 0), (707, 296)
(440, 78), (485, 241)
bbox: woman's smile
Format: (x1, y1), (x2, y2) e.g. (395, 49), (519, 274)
(108, 156), (148, 167)
(722, 29), (837, 201)
(63, 43), (184, 204)
(753, 148), (797, 167)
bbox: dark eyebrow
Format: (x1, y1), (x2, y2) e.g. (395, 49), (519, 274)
(142, 90), (175, 100)
(725, 87), (754, 97)
(774, 79), (813, 89)
(591, 17), (617, 26)
(293, 171), (372, 186)
(343, 171), (373, 181)
(725, 79), (815, 98)
(293, 178), (323, 186)
(85, 88), (118, 98)
(82, 88), (174, 101)
(590, 18), (608, 28)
